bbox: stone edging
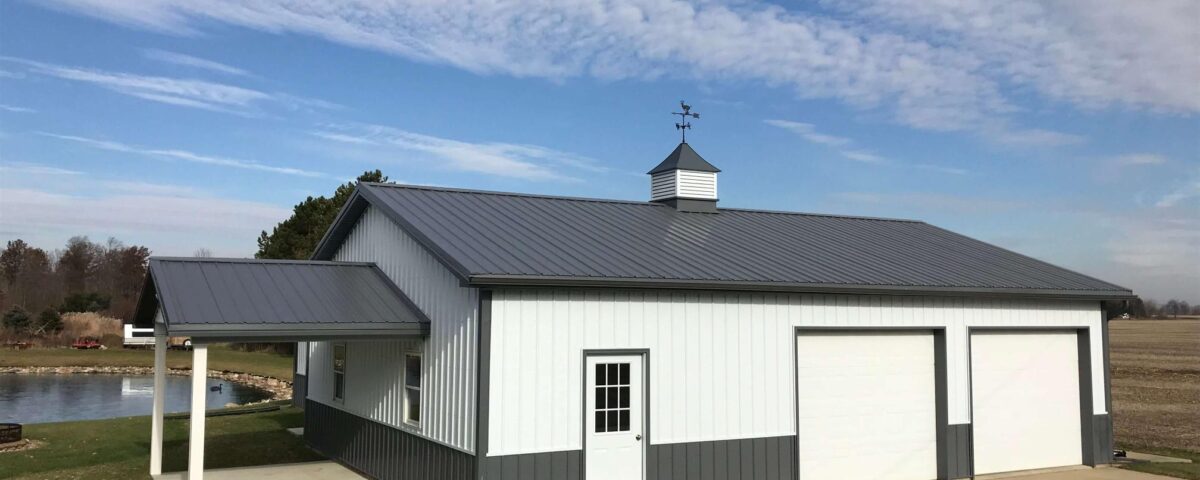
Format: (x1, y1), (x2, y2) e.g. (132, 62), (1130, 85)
(0, 366), (292, 404)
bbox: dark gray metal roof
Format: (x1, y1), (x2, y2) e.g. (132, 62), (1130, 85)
(313, 183), (1133, 300)
(134, 258), (429, 340)
(647, 142), (721, 174)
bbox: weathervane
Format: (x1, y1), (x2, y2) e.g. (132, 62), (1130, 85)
(673, 100), (699, 143)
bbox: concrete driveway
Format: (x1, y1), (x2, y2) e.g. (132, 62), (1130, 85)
(153, 461), (363, 480)
(981, 466), (1176, 480)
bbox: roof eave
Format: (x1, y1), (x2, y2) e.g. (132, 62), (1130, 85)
(167, 322), (431, 342)
(468, 275), (1137, 301)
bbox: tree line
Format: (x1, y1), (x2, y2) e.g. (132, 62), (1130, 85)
(1, 237), (149, 336)
(1118, 297), (1200, 319)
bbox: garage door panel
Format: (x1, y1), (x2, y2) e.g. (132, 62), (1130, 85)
(796, 331), (938, 480)
(971, 331), (1083, 475)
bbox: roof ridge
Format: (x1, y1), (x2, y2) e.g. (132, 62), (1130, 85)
(361, 182), (921, 222)
(361, 182), (665, 207)
(151, 257), (377, 266)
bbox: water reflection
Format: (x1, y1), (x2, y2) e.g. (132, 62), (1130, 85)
(0, 374), (272, 424)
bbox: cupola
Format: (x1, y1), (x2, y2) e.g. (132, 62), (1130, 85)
(648, 142), (720, 213)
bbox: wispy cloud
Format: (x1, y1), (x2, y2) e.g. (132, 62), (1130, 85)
(40, 132), (327, 178)
(763, 120), (850, 146)
(914, 164), (969, 175)
(312, 124), (605, 181)
(0, 162), (83, 176)
(833, 191), (1028, 214)
(986, 127), (1086, 147)
(764, 119), (893, 165)
(142, 49), (250, 76)
(0, 185), (290, 256)
(2, 56), (335, 116)
(0, 104), (36, 113)
(1114, 153), (1168, 166)
(839, 150), (887, 164)
(1155, 173), (1200, 208)
(33, 0), (1199, 133)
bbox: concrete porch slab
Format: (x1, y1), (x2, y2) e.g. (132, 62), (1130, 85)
(979, 466), (1177, 480)
(153, 461), (362, 480)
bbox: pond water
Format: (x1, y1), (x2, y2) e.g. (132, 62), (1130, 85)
(0, 374), (273, 424)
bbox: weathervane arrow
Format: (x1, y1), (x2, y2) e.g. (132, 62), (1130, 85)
(673, 100), (699, 143)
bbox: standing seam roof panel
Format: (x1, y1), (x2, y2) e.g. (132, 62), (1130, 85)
(342, 184), (1132, 297)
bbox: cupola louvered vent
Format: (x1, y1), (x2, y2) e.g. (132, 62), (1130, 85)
(647, 143), (721, 212)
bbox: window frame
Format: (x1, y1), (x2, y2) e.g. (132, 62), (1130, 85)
(403, 352), (422, 427)
(332, 343), (347, 403)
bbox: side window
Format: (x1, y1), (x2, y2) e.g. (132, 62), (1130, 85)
(333, 344), (346, 402)
(404, 353), (422, 426)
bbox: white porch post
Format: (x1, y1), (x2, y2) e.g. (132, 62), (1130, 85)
(150, 334), (167, 476)
(188, 343), (208, 480)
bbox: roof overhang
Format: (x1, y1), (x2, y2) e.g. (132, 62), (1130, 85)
(134, 257), (430, 342)
(468, 274), (1138, 301)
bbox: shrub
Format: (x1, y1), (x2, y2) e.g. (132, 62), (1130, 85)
(3, 306), (31, 333)
(37, 309), (64, 334)
(59, 292), (112, 314)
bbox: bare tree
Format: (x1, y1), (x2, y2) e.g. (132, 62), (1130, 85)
(193, 248), (213, 258)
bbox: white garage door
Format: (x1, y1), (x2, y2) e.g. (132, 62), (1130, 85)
(971, 331), (1082, 475)
(796, 331), (938, 480)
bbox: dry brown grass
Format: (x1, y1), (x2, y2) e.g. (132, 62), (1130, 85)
(1110, 319), (1200, 453)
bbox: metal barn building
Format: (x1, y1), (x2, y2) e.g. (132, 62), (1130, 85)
(136, 142), (1133, 480)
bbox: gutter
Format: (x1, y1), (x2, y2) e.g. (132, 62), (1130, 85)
(468, 275), (1137, 301)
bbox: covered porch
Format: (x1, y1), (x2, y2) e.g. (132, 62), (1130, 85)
(134, 257), (429, 480)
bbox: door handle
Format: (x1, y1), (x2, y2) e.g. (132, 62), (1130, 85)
(635, 434), (642, 441)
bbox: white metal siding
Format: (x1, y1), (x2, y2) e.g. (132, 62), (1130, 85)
(486, 290), (1103, 456)
(676, 170), (717, 199)
(295, 342), (308, 374)
(308, 206), (478, 453)
(649, 170), (717, 200)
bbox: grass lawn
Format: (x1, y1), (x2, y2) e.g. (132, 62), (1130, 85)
(0, 404), (323, 480)
(1111, 319), (1200, 479)
(0, 345), (294, 381)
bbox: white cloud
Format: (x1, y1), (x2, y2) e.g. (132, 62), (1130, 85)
(40, 132), (328, 178)
(1115, 153), (1168, 166)
(142, 49), (250, 76)
(35, 0), (1198, 131)
(986, 127), (1086, 147)
(763, 119), (850, 146)
(1155, 176), (1200, 208)
(0, 186), (289, 257)
(834, 191), (1027, 214)
(2, 56), (335, 115)
(0, 162), (83, 176)
(830, 0), (1200, 113)
(839, 150), (886, 164)
(914, 164), (968, 175)
(312, 125), (604, 181)
(0, 104), (36, 113)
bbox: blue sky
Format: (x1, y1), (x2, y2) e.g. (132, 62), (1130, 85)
(0, 0), (1197, 301)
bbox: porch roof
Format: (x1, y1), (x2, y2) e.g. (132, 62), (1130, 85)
(134, 257), (429, 341)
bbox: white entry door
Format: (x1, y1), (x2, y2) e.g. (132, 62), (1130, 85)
(585, 354), (644, 480)
(971, 331), (1082, 475)
(796, 331), (938, 480)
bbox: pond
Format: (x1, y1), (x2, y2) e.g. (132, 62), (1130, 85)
(0, 374), (273, 424)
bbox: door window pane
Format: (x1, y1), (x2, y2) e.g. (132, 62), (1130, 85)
(593, 362), (634, 433)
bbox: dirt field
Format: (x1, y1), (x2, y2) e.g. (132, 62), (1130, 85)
(1110, 319), (1200, 453)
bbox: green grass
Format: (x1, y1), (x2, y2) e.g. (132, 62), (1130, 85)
(1119, 444), (1200, 480)
(0, 345), (294, 381)
(0, 405), (323, 480)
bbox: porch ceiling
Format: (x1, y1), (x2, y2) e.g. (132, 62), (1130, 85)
(133, 257), (429, 342)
